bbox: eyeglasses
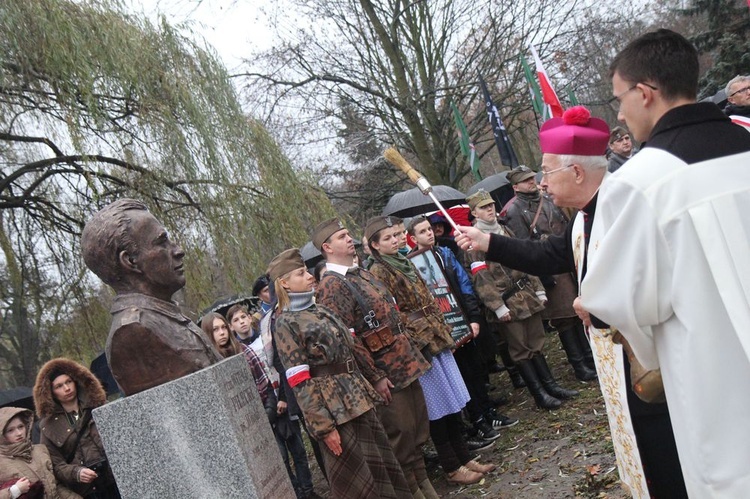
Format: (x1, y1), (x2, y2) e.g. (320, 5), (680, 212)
(541, 164), (574, 177)
(608, 82), (659, 111)
(730, 85), (750, 98)
(612, 135), (631, 144)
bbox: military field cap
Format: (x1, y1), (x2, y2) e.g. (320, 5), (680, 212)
(311, 217), (346, 250)
(507, 165), (536, 185)
(539, 106), (609, 155)
(466, 189), (494, 211)
(364, 215), (402, 241)
(267, 248), (305, 282)
(609, 126), (630, 144)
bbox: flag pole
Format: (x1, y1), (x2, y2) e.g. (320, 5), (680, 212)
(383, 148), (464, 235)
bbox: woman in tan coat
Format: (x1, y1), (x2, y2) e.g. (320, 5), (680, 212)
(0, 406), (81, 499)
(33, 359), (119, 499)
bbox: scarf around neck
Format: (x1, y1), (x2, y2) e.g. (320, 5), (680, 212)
(0, 438), (32, 462)
(381, 252), (417, 282)
(475, 217), (504, 236)
(517, 190), (541, 202)
(287, 290), (315, 312)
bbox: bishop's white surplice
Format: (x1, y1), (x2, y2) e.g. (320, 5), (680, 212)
(582, 148), (750, 497)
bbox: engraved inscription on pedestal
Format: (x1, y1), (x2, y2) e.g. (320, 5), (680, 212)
(93, 355), (296, 499)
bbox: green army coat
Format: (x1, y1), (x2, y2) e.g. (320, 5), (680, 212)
(500, 192), (579, 320)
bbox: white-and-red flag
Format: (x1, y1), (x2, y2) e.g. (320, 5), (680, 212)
(529, 44), (564, 119)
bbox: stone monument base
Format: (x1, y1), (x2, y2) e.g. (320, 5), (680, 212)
(93, 355), (296, 499)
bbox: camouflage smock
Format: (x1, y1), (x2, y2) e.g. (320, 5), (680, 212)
(316, 267), (430, 392)
(369, 261), (455, 356)
(464, 224), (546, 324)
(274, 304), (383, 440)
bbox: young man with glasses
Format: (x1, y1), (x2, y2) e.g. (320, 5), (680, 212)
(606, 126), (635, 173)
(582, 29), (750, 498)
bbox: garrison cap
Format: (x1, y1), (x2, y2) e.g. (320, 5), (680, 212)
(267, 249), (305, 282)
(364, 215), (402, 241)
(609, 126), (630, 144)
(311, 218), (346, 251)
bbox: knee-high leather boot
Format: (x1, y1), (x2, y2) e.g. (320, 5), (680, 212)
(516, 359), (562, 409)
(531, 355), (579, 399)
(498, 341), (526, 389)
(558, 327), (597, 381)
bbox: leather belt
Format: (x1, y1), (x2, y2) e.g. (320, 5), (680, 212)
(406, 305), (439, 322)
(309, 358), (355, 377)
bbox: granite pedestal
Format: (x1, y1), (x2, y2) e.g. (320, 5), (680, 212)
(93, 355), (296, 499)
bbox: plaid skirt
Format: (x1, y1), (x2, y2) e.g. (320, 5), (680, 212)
(320, 409), (412, 499)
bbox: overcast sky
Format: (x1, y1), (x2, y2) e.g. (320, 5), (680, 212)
(127, 0), (274, 71)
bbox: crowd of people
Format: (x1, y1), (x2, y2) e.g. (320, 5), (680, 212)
(2, 28), (749, 499)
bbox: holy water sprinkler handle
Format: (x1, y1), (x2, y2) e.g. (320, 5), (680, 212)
(383, 147), (463, 235)
(383, 148), (432, 194)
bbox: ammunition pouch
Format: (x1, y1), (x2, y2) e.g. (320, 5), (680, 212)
(361, 324), (397, 353)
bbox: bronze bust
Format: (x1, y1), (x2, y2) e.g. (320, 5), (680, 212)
(81, 199), (221, 396)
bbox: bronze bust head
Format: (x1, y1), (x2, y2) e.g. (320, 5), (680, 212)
(82, 199), (220, 396)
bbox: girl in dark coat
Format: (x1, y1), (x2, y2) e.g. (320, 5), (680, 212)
(32, 359), (120, 499)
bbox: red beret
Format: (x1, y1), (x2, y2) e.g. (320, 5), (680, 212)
(539, 106), (610, 156)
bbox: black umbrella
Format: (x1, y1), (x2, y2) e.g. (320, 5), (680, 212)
(466, 172), (510, 196)
(466, 172), (515, 209)
(382, 185), (466, 217)
(300, 241), (323, 268)
(199, 294), (259, 324)
(0, 386), (34, 409)
(701, 88), (726, 106)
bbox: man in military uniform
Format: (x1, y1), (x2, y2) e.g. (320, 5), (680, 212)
(465, 190), (579, 410)
(607, 126), (636, 173)
(501, 166), (597, 381)
(312, 218), (438, 499)
(81, 199), (221, 396)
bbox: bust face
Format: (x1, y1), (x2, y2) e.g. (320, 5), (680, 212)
(127, 211), (186, 300)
